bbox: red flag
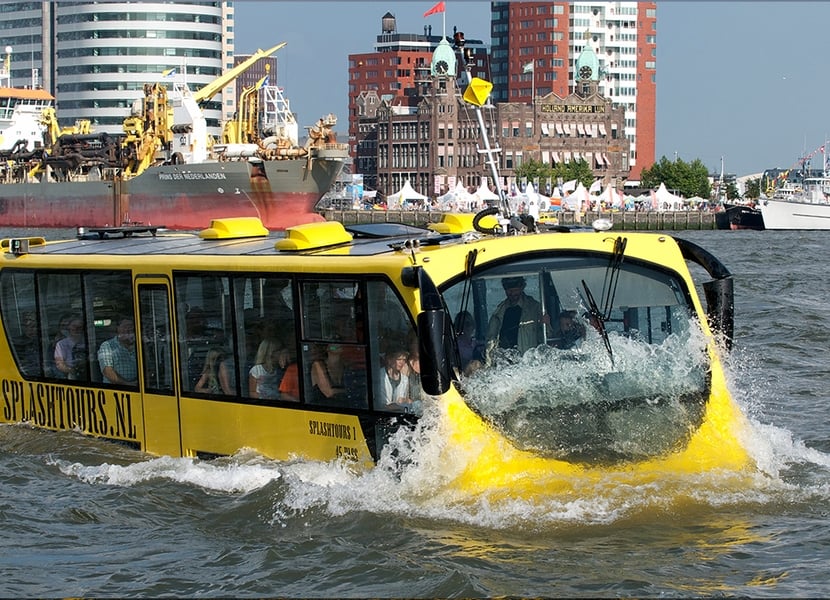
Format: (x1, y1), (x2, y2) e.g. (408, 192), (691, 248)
(424, 1), (445, 17)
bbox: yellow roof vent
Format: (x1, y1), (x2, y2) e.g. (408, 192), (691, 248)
(1, 237), (46, 255)
(275, 221), (353, 251)
(428, 212), (498, 234)
(199, 217), (269, 239)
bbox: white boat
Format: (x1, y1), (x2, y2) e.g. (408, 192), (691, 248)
(760, 145), (830, 230)
(0, 49), (53, 153)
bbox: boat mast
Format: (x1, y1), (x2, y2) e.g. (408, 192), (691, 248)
(453, 31), (523, 233)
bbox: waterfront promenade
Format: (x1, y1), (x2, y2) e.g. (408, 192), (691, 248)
(319, 209), (718, 231)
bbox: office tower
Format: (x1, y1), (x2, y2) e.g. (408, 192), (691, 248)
(0, 1), (233, 134)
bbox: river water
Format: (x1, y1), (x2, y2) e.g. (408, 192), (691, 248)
(1, 228), (828, 598)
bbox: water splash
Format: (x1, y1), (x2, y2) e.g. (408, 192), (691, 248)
(38, 327), (830, 530)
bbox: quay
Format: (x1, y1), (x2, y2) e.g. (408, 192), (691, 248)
(319, 209), (718, 231)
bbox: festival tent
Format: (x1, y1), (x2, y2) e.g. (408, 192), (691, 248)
(654, 182), (686, 211)
(473, 177), (500, 204)
(521, 182), (541, 220)
(535, 183), (561, 211)
(561, 179), (578, 194)
(437, 181), (475, 211)
(386, 179), (428, 209)
(598, 184), (623, 209)
(563, 182), (590, 212)
(687, 195), (707, 209)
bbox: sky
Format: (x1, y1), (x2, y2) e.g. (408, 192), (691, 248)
(234, 1), (830, 177)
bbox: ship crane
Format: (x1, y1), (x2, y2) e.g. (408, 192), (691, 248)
(121, 42), (287, 177)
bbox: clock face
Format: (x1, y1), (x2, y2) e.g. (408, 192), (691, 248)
(435, 59), (449, 75)
(579, 65), (593, 80)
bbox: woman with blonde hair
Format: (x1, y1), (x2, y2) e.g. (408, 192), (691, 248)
(248, 338), (285, 399)
(195, 347), (227, 394)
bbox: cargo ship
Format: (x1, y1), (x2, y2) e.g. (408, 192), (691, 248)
(0, 44), (348, 230)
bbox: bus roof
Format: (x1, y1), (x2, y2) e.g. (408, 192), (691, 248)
(2, 222), (459, 259)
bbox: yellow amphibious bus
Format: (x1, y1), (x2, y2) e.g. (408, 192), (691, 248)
(0, 34), (750, 490)
(0, 213), (750, 491)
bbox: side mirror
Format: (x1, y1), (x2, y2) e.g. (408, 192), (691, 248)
(415, 267), (451, 395)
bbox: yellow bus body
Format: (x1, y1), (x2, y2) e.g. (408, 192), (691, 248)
(0, 218), (750, 493)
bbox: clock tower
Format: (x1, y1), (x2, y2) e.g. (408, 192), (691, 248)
(574, 37), (600, 97)
(430, 37), (457, 77)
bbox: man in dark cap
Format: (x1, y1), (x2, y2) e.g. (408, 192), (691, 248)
(486, 275), (544, 354)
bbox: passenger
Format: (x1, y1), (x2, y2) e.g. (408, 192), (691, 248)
(184, 306), (211, 390)
(279, 362), (300, 402)
(47, 313), (73, 377)
(98, 317), (137, 386)
(54, 317), (87, 380)
(310, 343), (346, 402)
(218, 356), (237, 396)
(14, 312), (42, 377)
(381, 349), (410, 409)
(486, 276), (545, 354)
(557, 310), (586, 349)
(195, 347), (228, 394)
(248, 338), (285, 400)
(403, 347), (425, 414)
(454, 310), (483, 373)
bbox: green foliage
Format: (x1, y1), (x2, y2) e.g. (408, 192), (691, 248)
(640, 156), (712, 199)
(744, 178), (761, 199)
(514, 158), (595, 189)
(725, 181), (739, 200)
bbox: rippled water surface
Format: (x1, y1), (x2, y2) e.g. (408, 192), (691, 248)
(1, 227), (829, 598)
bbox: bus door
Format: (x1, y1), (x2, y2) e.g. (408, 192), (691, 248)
(135, 278), (181, 456)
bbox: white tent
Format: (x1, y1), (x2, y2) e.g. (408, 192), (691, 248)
(519, 182), (541, 220)
(654, 182), (686, 211)
(561, 179), (578, 194)
(386, 179), (428, 209)
(437, 181), (475, 211)
(598, 184), (623, 209)
(473, 177), (500, 204)
(563, 182), (589, 212)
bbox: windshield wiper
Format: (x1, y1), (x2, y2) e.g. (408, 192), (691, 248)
(582, 279), (613, 364)
(581, 236), (628, 365)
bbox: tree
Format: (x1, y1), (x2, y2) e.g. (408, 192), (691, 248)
(514, 158), (595, 190)
(640, 156), (712, 198)
(726, 181), (739, 200)
(745, 178), (760, 199)
(513, 159), (552, 184)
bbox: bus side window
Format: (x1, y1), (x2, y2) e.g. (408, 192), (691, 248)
(300, 280), (368, 409)
(236, 275), (296, 401)
(365, 280), (417, 413)
(138, 285), (174, 393)
(84, 271), (134, 386)
(175, 274), (235, 395)
(0, 270), (43, 378)
(39, 272), (87, 381)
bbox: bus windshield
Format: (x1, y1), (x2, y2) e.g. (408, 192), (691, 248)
(442, 253), (710, 464)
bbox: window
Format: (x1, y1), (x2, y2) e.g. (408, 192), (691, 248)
(440, 253), (707, 464)
(0, 269), (134, 386)
(138, 286), (174, 393)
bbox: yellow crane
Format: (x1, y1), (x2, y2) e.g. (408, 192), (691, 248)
(191, 42), (286, 105)
(121, 42), (286, 177)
